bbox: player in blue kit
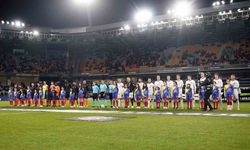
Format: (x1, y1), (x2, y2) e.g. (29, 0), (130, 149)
(135, 84), (142, 109)
(33, 90), (39, 107)
(69, 88), (76, 108)
(123, 84), (130, 108)
(199, 85), (205, 110)
(186, 83), (193, 109)
(172, 82), (179, 109)
(39, 87), (44, 107)
(78, 87), (84, 108)
(162, 85), (170, 109)
(26, 87), (32, 107)
(155, 87), (162, 109)
(142, 84), (149, 108)
(20, 90), (25, 107)
(212, 87), (219, 109)
(224, 79), (234, 110)
(60, 87), (66, 107)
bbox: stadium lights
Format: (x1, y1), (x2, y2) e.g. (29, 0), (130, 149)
(172, 1), (192, 18)
(6, 21), (9, 25)
(1, 20), (4, 24)
(11, 21), (15, 26)
(230, 0), (233, 4)
(212, 1), (225, 7)
(15, 21), (21, 27)
(33, 30), (40, 36)
(72, 0), (95, 6)
(124, 24), (131, 31)
(134, 8), (153, 23)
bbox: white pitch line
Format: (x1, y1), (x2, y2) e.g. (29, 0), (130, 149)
(0, 108), (250, 118)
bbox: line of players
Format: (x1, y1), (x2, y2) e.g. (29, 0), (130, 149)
(7, 73), (240, 111)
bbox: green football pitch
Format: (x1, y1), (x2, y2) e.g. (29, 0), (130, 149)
(0, 101), (250, 150)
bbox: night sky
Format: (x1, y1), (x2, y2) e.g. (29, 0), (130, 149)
(0, 0), (247, 28)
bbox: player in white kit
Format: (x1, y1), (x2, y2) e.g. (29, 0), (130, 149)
(230, 74), (240, 110)
(147, 78), (154, 109)
(213, 73), (223, 110)
(154, 75), (164, 90)
(176, 74), (184, 109)
(185, 75), (196, 108)
(166, 75), (174, 108)
(199, 72), (206, 109)
(117, 79), (124, 108)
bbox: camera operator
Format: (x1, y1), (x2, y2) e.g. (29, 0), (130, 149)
(199, 72), (213, 111)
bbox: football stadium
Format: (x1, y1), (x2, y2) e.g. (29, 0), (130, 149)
(0, 0), (250, 149)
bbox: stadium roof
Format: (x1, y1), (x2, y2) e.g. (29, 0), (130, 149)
(0, 0), (250, 35)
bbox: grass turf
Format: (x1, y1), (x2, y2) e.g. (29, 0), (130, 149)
(0, 110), (249, 150)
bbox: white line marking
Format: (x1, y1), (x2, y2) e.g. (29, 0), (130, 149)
(0, 108), (250, 118)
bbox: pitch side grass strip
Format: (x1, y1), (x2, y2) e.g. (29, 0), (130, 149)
(1, 108), (250, 118)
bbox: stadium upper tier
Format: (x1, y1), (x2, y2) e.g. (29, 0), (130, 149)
(0, 1), (250, 75)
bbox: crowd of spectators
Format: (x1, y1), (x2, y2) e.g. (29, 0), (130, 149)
(0, 49), (72, 74)
(80, 39), (250, 73)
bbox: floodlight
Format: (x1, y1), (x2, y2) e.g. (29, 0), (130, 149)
(134, 9), (153, 23)
(216, 1), (220, 6)
(124, 25), (131, 30)
(6, 21), (10, 25)
(21, 23), (25, 27)
(1, 20), (4, 24)
(72, 0), (95, 6)
(11, 22), (15, 26)
(173, 1), (192, 18)
(15, 21), (21, 27)
(230, 0), (233, 4)
(33, 30), (39, 36)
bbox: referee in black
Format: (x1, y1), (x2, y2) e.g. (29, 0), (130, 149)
(200, 72), (214, 111)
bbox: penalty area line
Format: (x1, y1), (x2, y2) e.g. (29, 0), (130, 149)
(0, 108), (250, 118)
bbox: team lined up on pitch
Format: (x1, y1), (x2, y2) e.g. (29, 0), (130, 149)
(6, 73), (240, 111)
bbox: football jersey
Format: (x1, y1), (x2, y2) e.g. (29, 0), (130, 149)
(212, 87), (219, 100)
(39, 90), (43, 99)
(78, 89), (84, 98)
(176, 80), (184, 90)
(172, 86), (179, 100)
(162, 86), (170, 99)
(69, 92), (75, 101)
(112, 87), (119, 99)
(154, 80), (164, 90)
(185, 80), (196, 94)
(143, 89), (149, 97)
(60, 90), (66, 100)
(155, 91), (162, 101)
(124, 88), (130, 99)
(117, 83), (124, 93)
(147, 82), (154, 95)
(138, 82), (144, 90)
(33, 93), (39, 101)
(135, 89), (142, 100)
(213, 79), (223, 91)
